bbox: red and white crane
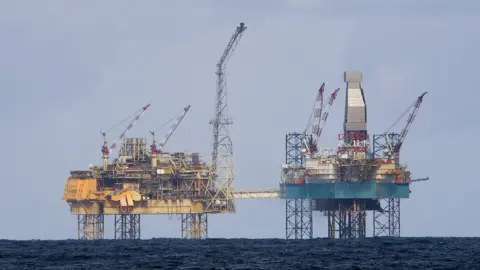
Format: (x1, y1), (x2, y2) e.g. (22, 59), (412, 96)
(150, 105), (191, 155)
(303, 83), (340, 156)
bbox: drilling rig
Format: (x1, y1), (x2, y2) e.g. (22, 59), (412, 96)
(281, 71), (429, 239)
(282, 83), (341, 239)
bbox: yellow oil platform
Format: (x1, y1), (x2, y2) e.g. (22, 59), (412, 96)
(62, 136), (230, 239)
(62, 22), (250, 240)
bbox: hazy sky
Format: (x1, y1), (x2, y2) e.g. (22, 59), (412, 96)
(1, 0), (478, 240)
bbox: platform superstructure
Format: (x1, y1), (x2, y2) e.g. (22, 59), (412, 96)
(61, 25), (429, 240)
(62, 22), (249, 240)
(280, 71), (428, 239)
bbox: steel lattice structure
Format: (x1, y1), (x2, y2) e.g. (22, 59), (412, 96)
(114, 214), (141, 240)
(206, 22), (247, 214)
(181, 214), (208, 239)
(286, 198), (313, 239)
(373, 198), (400, 237)
(78, 214), (104, 240)
(326, 203), (367, 239)
(372, 133), (402, 237)
(284, 133), (313, 239)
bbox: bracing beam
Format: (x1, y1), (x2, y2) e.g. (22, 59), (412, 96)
(284, 133), (312, 239)
(181, 213), (208, 239)
(114, 214), (141, 240)
(372, 134), (402, 237)
(286, 198), (313, 239)
(326, 201), (366, 239)
(77, 214), (104, 240)
(373, 198), (401, 237)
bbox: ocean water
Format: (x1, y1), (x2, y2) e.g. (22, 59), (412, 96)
(0, 237), (478, 269)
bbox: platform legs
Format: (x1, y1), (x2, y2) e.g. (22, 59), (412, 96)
(181, 213), (208, 239)
(373, 198), (400, 237)
(326, 201), (366, 239)
(77, 214), (104, 240)
(114, 214), (141, 240)
(285, 198), (313, 239)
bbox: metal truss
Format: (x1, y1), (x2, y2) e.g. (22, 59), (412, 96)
(326, 202), (366, 239)
(372, 134), (402, 237)
(234, 189), (280, 199)
(286, 198), (313, 239)
(372, 133), (401, 164)
(207, 23), (247, 213)
(77, 214), (104, 240)
(114, 214), (141, 240)
(373, 198), (400, 237)
(284, 133), (312, 239)
(181, 213), (208, 239)
(285, 133), (305, 166)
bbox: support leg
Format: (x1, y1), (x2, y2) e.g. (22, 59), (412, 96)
(77, 214), (104, 240)
(114, 214), (141, 240)
(329, 201), (366, 239)
(373, 198), (400, 237)
(285, 199), (313, 239)
(327, 211), (338, 239)
(181, 213), (208, 239)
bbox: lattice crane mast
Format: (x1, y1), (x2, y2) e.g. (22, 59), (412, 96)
(101, 103), (151, 170)
(303, 83), (324, 155)
(149, 105), (191, 155)
(384, 91), (428, 161)
(303, 84), (340, 157)
(208, 22), (247, 211)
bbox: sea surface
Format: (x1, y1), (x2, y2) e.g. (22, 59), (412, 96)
(0, 237), (478, 269)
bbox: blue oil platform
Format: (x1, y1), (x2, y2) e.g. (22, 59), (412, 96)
(280, 72), (427, 239)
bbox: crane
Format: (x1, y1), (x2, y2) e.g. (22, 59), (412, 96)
(302, 83), (324, 154)
(208, 22), (247, 211)
(384, 91), (428, 163)
(149, 105), (191, 155)
(101, 103), (151, 170)
(303, 84), (340, 157)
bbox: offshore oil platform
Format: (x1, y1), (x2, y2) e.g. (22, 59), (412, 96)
(62, 22), (252, 240)
(62, 22), (428, 240)
(281, 71), (428, 239)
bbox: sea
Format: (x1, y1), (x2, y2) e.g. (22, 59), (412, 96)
(0, 237), (477, 269)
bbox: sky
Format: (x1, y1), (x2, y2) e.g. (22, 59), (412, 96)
(0, 0), (478, 240)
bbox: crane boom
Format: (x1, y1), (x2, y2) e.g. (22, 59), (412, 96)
(396, 92), (427, 151)
(149, 105), (191, 154)
(303, 85), (340, 156)
(313, 88), (340, 151)
(384, 91), (427, 159)
(100, 103), (150, 170)
(158, 105), (191, 152)
(208, 22), (247, 210)
(303, 83), (324, 153)
(101, 103), (151, 155)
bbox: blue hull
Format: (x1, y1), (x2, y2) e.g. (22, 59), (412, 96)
(281, 182), (410, 199)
